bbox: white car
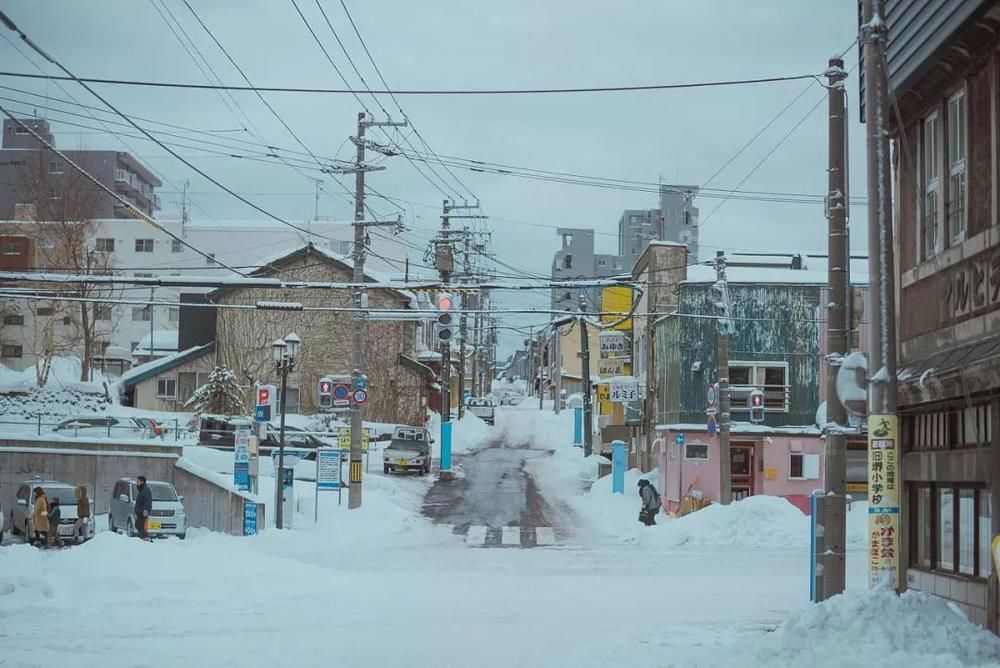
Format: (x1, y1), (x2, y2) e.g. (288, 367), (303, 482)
(10, 479), (95, 544)
(108, 478), (187, 539)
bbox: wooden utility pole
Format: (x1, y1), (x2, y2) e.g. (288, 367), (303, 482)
(714, 251), (733, 505)
(579, 295), (594, 457)
(553, 323), (562, 415)
(822, 57), (849, 599)
(457, 228), (470, 418)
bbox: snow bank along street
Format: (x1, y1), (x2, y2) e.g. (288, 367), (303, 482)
(3, 403), (999, 668)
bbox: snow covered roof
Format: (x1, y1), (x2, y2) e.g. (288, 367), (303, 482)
(655, 422), (822, 436)
(119, 342), (214, 387)
(417, 350), (442, 362)
(684, 261), (870, 286)
(132, 329), (179, 356)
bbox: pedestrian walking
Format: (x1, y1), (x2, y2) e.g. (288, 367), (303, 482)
(47, 497), (65, 547)
(74, 486), (91, 542)
(637, 479), (661, 526)
(134, 476), (153, 541)
(31, 486), (49, 546)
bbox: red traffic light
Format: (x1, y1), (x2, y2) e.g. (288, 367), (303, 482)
(436, 293), (453, 311)
(320, 381), (331, 393)
(752, 393), (763, 407)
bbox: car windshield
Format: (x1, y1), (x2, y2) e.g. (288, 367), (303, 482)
(149, 483), (178, 502)
(43, 487), (77, 505)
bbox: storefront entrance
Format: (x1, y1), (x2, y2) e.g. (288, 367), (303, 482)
(731, 442), (755, 501)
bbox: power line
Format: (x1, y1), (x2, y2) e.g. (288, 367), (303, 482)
(0, 69), (822, 95)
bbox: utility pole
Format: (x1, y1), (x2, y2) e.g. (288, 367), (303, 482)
(714, 251), (733, 505)
(579, 294), (594, 457)
(457, 227), (471, 417)
(822, 56), (849, 600)
(553, 323), (562, 415)
(538, 328), (545, 411)
(862, 0), (900, 589)
(334, 111), (407, 510)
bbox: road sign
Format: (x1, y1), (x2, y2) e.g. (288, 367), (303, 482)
(336, 427), (370, 452)
(254, 405), (269, 422)
(316, 449), (342, 491)
(608, 377), (639, 403)
(352, 389), (368, 405)
(706, 414), (718, 438)
(234, 425), (251, 491)
(599, 331), (628, 354)
(333, 383), (350, 406)
(675, 433), (686, 446)
(354, 375), (368, 390)
(243, 502), (258, 536)
(706, 383), (718, 408)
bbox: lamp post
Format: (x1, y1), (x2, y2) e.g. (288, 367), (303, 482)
(272, 332), (300, 529)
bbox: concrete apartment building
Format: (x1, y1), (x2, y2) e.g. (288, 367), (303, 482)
(617, 185), (700, 271)
(550, 228), (622, 312)
(0, 118), (160, 220)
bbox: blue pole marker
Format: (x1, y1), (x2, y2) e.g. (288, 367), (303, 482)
(611, 440), (626, 494)
(573, 406), (583, 447)
(441, 420), (453, 471)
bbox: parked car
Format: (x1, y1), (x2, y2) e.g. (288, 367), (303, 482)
(467, 398), (496, 425)
(108, 478), (186, 539)
(10, 478), (95, 544)
(52, 415), (162, 439)
(197, 415), (325, 458)
(500, 396), (523, 406)
(0, 497), (5, 543)
(383, 426), (433, 475)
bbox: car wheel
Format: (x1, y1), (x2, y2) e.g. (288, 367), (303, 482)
(178, 533), (186, 541)
(383, 465), (390, 474)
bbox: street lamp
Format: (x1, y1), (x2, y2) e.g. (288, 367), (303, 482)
(272, 332), (300, 529)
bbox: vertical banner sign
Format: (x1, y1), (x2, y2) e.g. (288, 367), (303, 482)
(867, 414), (899, 589)
(243, 501), (258, 536)
(234, 426), (251, 491)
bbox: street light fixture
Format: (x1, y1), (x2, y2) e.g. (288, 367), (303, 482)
(273, 333), (301, 529)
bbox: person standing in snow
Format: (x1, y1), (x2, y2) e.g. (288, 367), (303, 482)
(74, 486), (91, 541)
(31, 486), (49, 546)
(47, 497), (65, 547)
(637, 479), (661, 526)
(133, 476), (153, 541)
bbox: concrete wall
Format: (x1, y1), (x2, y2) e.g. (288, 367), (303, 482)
(173, 463), (264, 536)
(0, 438), (181, 517)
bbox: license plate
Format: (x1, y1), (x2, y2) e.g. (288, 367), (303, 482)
(147, 521), (161, 530)
(396, 459), (407, 466)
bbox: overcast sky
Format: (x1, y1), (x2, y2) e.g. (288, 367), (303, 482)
(2, 1), (867, 358)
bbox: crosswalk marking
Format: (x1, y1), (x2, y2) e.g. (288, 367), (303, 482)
(457, 525), (558, 548)
(466, 525), (488, 546)
(534, 527), (556, 546)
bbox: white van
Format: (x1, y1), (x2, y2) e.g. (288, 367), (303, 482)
(108, 478), (187, 539)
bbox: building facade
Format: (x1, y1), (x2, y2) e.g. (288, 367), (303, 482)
(617, 184), (700, 271)
(550, 227), (622, 312)
(879, 0), (1000, 632)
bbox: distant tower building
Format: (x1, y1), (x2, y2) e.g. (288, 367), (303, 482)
(551, 227), (621, 313)
(617, 184), (699, 271)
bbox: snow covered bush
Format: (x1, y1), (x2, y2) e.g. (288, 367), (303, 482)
(184, 365), (245, 416)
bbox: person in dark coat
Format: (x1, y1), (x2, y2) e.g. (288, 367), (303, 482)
(134, 476), (153, 541)
(637, 479), (661, 526)
(46, 497), (64, 547)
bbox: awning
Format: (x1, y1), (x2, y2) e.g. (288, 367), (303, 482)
(898, 334), (1000, 405)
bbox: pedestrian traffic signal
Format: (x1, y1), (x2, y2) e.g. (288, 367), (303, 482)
(318, 378), (333, 410)
(748, 389), (765, 424)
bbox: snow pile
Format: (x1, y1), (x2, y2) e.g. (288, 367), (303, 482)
(714, 588), (1000, 668)
(646, 495), (808, 549)
(498, 406), (574, 449)
(426, 411), (493, 457)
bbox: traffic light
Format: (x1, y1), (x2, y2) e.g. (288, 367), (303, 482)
(748, 389), (765, 424)
(318, 378), (333, 410)
(435, 292), (456, 344)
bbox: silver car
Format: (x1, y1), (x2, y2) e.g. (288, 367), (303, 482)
(10, 479), (95, 544)
(108, 478), (187, 539)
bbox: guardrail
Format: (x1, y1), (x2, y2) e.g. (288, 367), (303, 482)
(0, 417), (185, 441)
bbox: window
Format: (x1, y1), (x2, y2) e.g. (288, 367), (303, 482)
(14, 125), (28, 134)
(171, 239), (183, 253)
(48, 160), (63, 174)
(95, 305), (112, 321)
(134, 239), (154, 253)
(630, 215), (639, 223)
(946, 90), (966, 246)
(35, 306), (53, 316)
(684, 442), (709, 460)
(131, 306), (151, 322)
(95, 238), (115, 253)
(206, 253), (216, 265)
(62, 316), (71, 325)
(168, 307), (179, 323)
(729, 361), (789, 412)
(156, 378), (177, 399)
(3, 314), (24, 326)
(2, 241), (21, 255)
(177, 371), (210, 403)
(1, 344), (23, 358)
(921, 112), (941, 261)
(563, 255), (573, 269)
(912, 483), (990, 578)
(789, 453), (820, 480)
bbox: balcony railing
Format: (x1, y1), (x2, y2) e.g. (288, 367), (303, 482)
(729, 383), (790, 412)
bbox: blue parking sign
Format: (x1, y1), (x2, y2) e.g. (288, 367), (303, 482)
(244, 502), (258, 536)
(255, 405), (270, 422)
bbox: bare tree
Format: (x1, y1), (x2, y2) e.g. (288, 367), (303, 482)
(18, 150), (120, 381)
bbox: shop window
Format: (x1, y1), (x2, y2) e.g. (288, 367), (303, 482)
(939, 487), (955, 571)
(914, 486), (932, 569)
(958, 489), (975, 575)
(684, 442), (708, 460)
(978, 489), (992, 578)
(912, 483), (989, 578)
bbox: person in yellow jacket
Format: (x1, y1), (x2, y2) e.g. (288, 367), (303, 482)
(31, 486), (49, 546)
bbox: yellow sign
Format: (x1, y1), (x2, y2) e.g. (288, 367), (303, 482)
(337, 427), (370, 452)
(992, 535), (1000, 577)
(764, 466), (777, 481)
(600, 286), (633, 331)
(596, 383), (611, 415)
(868, 414), (899, 589)
(846, 482), (868, 493)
